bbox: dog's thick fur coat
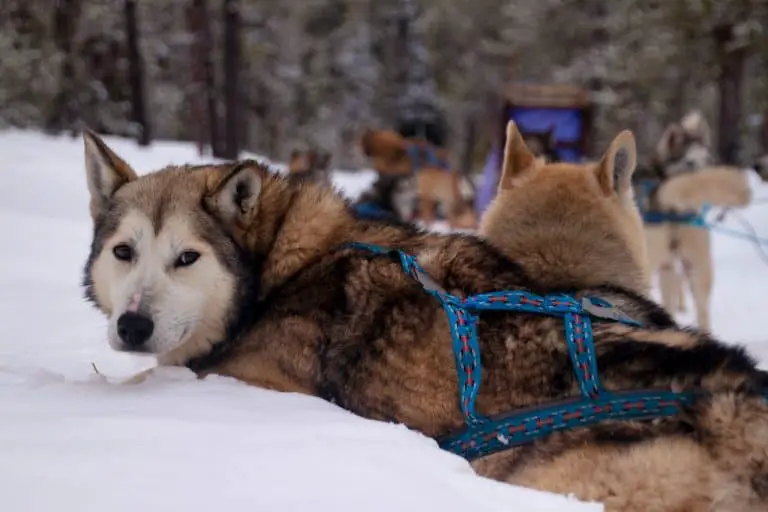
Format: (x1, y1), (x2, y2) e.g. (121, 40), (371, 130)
(83, 126), (768, 511)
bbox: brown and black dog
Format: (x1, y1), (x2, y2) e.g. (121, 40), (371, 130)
(83, 126), (768, 511)
(359, 128), (477, 229)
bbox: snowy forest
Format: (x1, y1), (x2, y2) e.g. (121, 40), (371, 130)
(2, 0), (768, 170)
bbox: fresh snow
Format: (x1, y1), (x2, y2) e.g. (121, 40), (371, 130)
(1, 129), (767, 511)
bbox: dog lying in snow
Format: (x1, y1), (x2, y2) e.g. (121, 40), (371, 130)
(82, 125), (768, 511)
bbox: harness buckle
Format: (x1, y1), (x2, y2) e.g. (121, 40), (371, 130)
(581, 297), (640, 326)
(412, 266), (448, 295)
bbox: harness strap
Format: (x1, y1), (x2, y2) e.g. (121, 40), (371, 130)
(439, 389), (697, 459)
(635, 179), (706, 225)
(345, 242), (701, 461)
(642, 210), (702, 225)
(404, 141), (450, 172)
(353, 202), (395, 221)
(405, 144), (422, 172)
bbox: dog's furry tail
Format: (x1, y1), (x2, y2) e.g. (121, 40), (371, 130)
(691, 392), (768, 508)
(657, 166), (752, 211)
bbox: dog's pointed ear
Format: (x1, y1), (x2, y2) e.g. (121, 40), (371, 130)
(205, 160), (264, 223)
(596, 130), (637, 197)
(499, 121), (539, 191)
(83, 129), (137, 218)
(656, 123), (685, 162)
(681, 110), (712, 149)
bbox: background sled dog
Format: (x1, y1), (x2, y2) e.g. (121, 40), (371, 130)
(82, 127), (768, 511)
(641, 111), (751, 330)
(358, 127), (477, 228)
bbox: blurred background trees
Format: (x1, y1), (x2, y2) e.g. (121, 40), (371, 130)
(1, 0), (767, 168)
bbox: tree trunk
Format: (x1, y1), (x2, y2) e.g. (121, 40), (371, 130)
(221, 0), (241, 160)
(187, 0), (219, 157)
(46, 0), (80, 135)
(714, 24), (746, 165)
(124, 0), (151, 146)
(187, 3), (205, 156)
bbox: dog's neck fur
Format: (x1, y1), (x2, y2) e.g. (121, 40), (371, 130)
(184, 176), (444, 374)
(481, 206), (648, 295)
(241, 176), (430, 300)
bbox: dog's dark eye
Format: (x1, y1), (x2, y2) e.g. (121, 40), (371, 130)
(176, 250), (200, 268)
(113, 244), (134, 262)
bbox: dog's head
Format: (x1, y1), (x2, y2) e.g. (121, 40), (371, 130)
(656, 111), (714, 177)
(359, 128), (413, 175)
(479, 121), (649, 294)
(82, 131), (266, 364)
(360, 128), (402, 158)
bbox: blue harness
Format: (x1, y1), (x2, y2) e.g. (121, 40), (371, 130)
(353, 202), (396, 221)
(635, 180), (704, 226)
(642, 210), (702, 224)
(405, 143), (450, 171)
(347, 242), (699, 460)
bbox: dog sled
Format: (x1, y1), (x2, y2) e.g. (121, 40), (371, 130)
(475, 83), (595, 214)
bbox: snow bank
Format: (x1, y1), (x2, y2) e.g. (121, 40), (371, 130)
(2, 129), (768, 511)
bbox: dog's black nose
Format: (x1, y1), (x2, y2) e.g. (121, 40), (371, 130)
(117, 312), (154, 348)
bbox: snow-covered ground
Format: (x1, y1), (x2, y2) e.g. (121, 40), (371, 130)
(1, 130), (767, 512)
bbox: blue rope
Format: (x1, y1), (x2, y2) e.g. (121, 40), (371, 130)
(353, 202), (394, 221)
(681, 204), (768, 248)
(636, 189), (768, 249)
(701, 222), (768, 247)
(346, 242), (704, 460)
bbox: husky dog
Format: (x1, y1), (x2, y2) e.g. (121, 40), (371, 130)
(83, 126), (768, 511)
(640, 111), (751, 330)
(358, 127), (477, 228)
